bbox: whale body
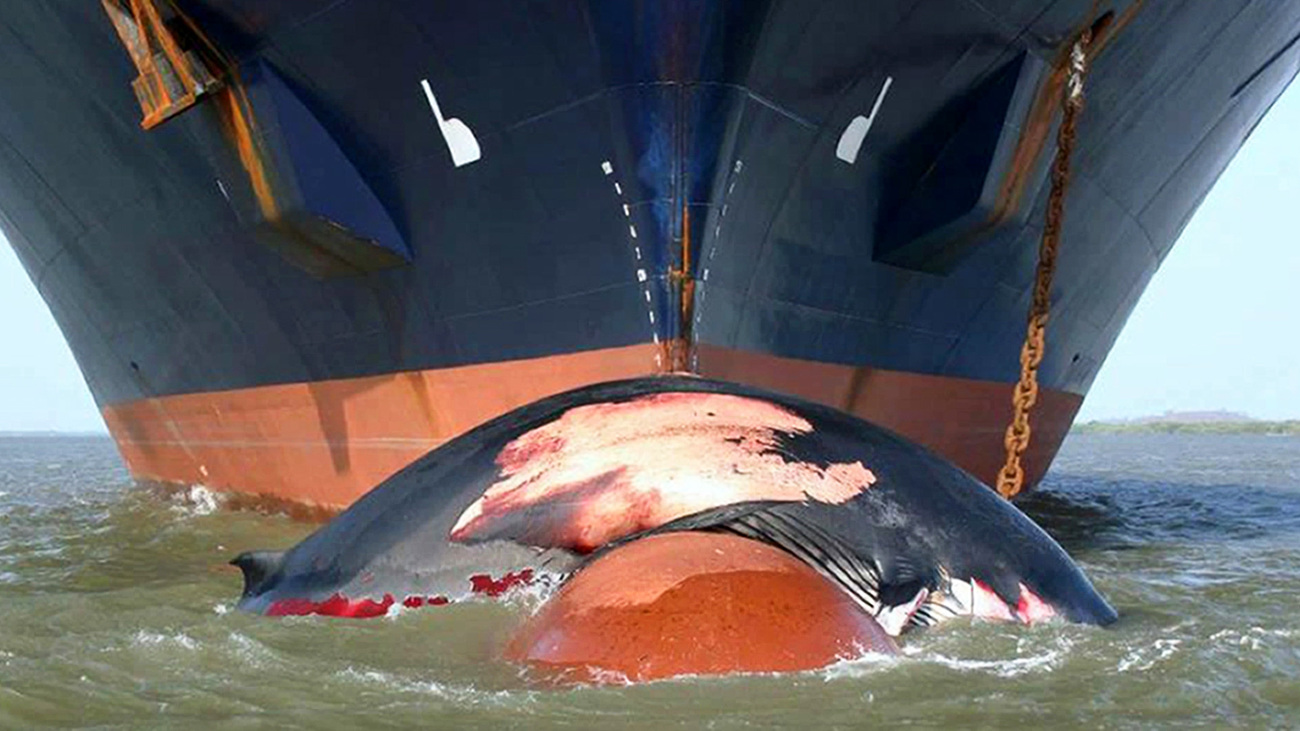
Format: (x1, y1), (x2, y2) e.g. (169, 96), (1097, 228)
(232, 376), (1116, 635)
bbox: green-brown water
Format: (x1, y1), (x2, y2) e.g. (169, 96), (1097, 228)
(2, 433), (1299, 729)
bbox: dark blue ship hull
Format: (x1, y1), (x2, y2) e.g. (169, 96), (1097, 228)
(2, 0), (1297, 507)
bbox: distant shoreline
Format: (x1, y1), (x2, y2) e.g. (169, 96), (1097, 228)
(1072, 420), (1300, 435)
(0, 431), (109, 438)
(7, 422), (1300, 439)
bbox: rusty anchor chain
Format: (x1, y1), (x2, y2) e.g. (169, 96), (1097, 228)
(996, 29), (1092, 499)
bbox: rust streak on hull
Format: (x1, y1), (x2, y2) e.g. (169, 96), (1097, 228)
(991, 2), (1146, 230)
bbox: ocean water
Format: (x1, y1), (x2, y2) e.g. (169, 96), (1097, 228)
(1, 433), (1298, 729)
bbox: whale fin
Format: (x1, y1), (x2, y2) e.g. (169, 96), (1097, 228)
(231, 550), (286, 599)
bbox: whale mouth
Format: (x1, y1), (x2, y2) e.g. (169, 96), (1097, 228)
(586, 499), (1057, 638)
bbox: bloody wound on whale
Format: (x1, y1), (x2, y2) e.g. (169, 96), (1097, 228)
(232, 377), (1115, 681)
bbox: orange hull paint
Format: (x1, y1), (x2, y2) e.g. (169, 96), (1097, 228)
(103, 344), (1080, 511)
(694, 345), (1082, 490)
(103, 344), (662, 509)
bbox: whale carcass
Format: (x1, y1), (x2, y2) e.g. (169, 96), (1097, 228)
(231, 376), (1115, 679)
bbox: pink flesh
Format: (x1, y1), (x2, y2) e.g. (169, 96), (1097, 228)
(1015, 583), (1057, 623)
(451, 392), (875, 552)
(971, 578), (1016, 622)
(965, 578), (1057, 625)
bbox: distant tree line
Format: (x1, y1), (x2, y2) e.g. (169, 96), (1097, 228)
(1072, 420), (1300, 435)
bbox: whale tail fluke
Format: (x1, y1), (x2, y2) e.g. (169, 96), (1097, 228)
(231, 550), (286, 599)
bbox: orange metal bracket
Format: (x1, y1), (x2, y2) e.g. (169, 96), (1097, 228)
(101, 0), (223, 129)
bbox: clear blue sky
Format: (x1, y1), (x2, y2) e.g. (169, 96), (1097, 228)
(1, 81), (1298, 432)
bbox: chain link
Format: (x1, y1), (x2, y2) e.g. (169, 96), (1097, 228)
(996, 28), (1092, 499)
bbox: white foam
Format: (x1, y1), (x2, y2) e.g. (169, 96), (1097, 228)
(1205, 626), (1293, 652)
(820, 650), (902, 681)
(580, 667), (637, 685)
(897, 632), (1077, 678)
(500, 570), (565, 615)
(1242, 625), (1295, 639)
(225, 632), (277, 668)
(170, 484), (224, 516)
(338, 667), (533, 707)
(1117, 638), (1182, 672)
(132, 630), (200, 651)
(920, 650), (1063, 677)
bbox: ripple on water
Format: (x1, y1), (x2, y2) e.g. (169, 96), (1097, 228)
(2, 433), (1300, 727)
